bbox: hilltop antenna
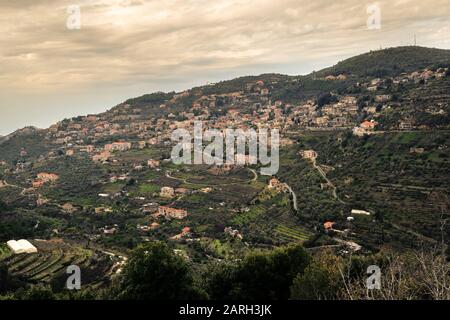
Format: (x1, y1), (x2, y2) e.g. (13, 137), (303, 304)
(414, 34), (417, 46)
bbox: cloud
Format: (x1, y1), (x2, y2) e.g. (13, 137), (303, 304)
(0, 0), (449, 134)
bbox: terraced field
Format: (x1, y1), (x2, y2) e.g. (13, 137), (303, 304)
(274, 224), (312, 243)
(269, 206), (313, 243)
(236, 193), (314, 245)
(232, 204), (266, 225)
(0, 240), (121, 289)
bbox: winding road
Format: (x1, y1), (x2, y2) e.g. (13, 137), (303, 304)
(311, 157), (345, 204)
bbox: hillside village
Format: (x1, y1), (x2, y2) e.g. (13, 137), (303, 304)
(4, 66), (447, 170)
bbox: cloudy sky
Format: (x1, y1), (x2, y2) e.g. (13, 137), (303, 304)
(0, 0), (449, 135)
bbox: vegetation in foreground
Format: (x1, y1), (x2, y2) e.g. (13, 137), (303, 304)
(1, 241), (448, 300)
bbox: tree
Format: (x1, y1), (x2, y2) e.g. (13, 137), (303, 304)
(290, 252), (342, 300)
(203, 262), (238, 300)
(16, 285), (56, 300)
(0, 264), (24, 294)
(117, 241), (206, 300)
(0, 200), (7, 212)
(317, 93), (337, 108)
(206, 245), (311, 300)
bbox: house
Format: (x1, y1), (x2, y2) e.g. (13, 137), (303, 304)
(315, 116), (329, 126)
(95, 207), (113, 214)
(61, 203), (76, 213)
(375, 95), (392, 103)
(7, 239), (38, 254)
(138, 141), (146, 149)
(351, 209), (371, 216)
(137, 224), (152, 232)
(300, 150), (317, 160)
(82, 145), (95, 153)
(150, 222), (160, 230)
(227, 109), (240, 118)
(364, 106), (377, 114)
(410, 147), (425, 154)
(323, 221), (335, 230)
(36, 195), (49, 206)
(260, 88), (269, 95)
(147, 159), (160, 168)
(399, 120), (413, 130)
(352, 126), (367, 137)
(37, 173), (59, 182)
(104, 142), (132, 152)
(371, 78), (382, 86)
(268, 177), (281, 189)
(160, 186), (175, 198)
(360, 120), (378, 130)
(31, 180), (45, 189)
(103, 227), (118, 234)
(268, 178), (286, 192)
(93, 150), (111, 162)
(157, 206), (188, 219)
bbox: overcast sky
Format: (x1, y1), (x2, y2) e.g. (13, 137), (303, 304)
(1, 0), (449, 135)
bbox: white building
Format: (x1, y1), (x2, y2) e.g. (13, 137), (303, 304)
(7, 239), (38, 254)
(351, 209), (371, 216)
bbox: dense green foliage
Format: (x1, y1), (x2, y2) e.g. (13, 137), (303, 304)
(315, 46), (450, 79)
(116, 242), (206, 300)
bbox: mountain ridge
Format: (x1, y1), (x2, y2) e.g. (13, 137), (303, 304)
(5, 46), (450, 137)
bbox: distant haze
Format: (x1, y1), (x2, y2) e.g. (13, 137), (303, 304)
(1, 0), (450, 135)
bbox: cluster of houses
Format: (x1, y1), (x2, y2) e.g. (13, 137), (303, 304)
(153, 205), (189, 220)
(10, 64), (446, 170)
(21, 67), (446, 170)
(291, 96), (360, 129)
